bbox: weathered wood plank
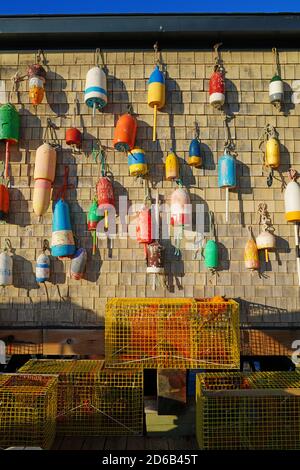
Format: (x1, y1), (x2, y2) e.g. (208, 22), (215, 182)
(81, 437), (106, 450)
(51, 436), (64, 450)
(126, 436), (147, 450)
(0, 327), (298, 357)
(59, 437), (84, 450)
(168, 437), (198, 450)
(42, 329), (104, 356)
(145, 437), (169, 450)
(104, 437), (127, 450)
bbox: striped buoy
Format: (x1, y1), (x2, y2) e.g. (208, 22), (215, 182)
(84, 49), (107, 116)
(128, 148), (148, 177)
(36, 240), (50, 283)
(209, 43), (225, 109)
(27, 51), (47, 106)
(0, 239), (13, 287)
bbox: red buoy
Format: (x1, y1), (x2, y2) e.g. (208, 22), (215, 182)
(66, 127), (82, 147)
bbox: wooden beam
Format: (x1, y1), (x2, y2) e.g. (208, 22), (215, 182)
(0, 327), (298, 357)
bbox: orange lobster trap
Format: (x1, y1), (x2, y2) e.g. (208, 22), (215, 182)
(105, 298), (240, 369)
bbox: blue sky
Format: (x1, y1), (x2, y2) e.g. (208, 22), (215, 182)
(0, 0), (299, 15)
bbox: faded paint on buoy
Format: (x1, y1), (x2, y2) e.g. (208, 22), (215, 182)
(70, 248), (87, 280)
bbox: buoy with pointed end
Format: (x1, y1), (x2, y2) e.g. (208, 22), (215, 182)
(27, 61), (47, 106)
(33, 142), (57, 217)
(51, 166), (75, 258)
(148, 65), (165, 141)
(244, 226), (259, 271)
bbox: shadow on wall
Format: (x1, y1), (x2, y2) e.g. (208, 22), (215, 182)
(283, 81), (295, 117)
(224, 78), (240, 117)
(45, 70), (69, 117)
(0, 298), (101, 327)
(236, 298), (300, 325)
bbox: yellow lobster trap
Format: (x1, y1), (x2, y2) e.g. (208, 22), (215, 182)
(105, 298), (240, 369)
(196, 371), (300, 450)
(19, 359), (143, 437)
(0, 373), (57, 449)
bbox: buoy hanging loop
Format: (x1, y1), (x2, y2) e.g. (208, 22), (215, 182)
(257, 203), (275, 233)
(4, 238), (12, 253)
(223, 115), (236, 155)
(36, 49), (47, 66)
(42, 239), (50, 253)
(43, 118), (60, 148)
(213, 43), (224, 73)
(153, 41), (162, 68)
(55, 166), (73, 201)
(272, 47), (281, 77)
(95, 48), (105, 68)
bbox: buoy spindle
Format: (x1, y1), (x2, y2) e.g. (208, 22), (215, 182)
(153, 105), (157, 142)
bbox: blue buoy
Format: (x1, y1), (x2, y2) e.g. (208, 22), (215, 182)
(51, 199), (76, 258)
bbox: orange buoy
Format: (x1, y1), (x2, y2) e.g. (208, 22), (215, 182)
(113, 110), (137, 152)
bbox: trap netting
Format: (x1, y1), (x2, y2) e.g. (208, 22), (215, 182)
(196, 371), (300, 450)
(19, 359), (143, 436)
(0, 373), (57, 449)
(105, 298), (240, 369)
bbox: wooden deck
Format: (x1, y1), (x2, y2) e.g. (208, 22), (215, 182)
(51, 436), (198, 450)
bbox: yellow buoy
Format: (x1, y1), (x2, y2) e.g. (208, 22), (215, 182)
(165, 150), (179, 181)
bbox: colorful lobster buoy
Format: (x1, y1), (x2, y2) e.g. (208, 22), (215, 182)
(136, 206), (152, 249)
(204, 212), (219, 272)
(128, 147), (148, 177)
(218, 117), (236, 223)
(84, 49), (107, 116)
(70, 248), (87, 280)
(51, 166), (75, 258)
(0, 239), (13, 287)
(284, 169), (300, 285)
(259, 124), (280, 187)
(146, 241), (165, 290)
(188, 125), (202, 168)
(256, 203), (276, 263)
(148, 43), (165, 142)
(113, 109), (137, 152)
(165, 149), (179, 181)
(87, 198), (103, 255)
(96, 176), (115, 232)
(218, 151), (236, 223)
(66, 97), (82, 153)
(36, 240), (50, 283)
(27, 51), (47, 106)
(244, 226), (259, 271)
(269, 48), (284, 110)
(33, 142), (57, 217)
(170, 186), (191, 256)
(209, 43), (225, 110)
(0, 103), (20, 220)
(204, 239), (219, 271)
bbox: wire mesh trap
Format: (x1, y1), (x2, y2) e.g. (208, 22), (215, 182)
(0, 373), (57, 449)
(196, 371), (300, 450)
(19, 359), (143, 437)
(105, 298), (240, 369)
